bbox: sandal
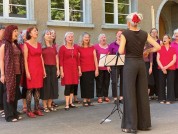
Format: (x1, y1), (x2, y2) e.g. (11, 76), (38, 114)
(87, 101), (94, 106)
(165, 101), (172, 104)
(52, 102), (58, 107)
(122, 128), (137, 133)
(43, 107), (50, 113)
(104, 97), (110, 102)
(82, 102), (88, 107)
(159, 101), (165, 104)
(74, 100), (81, 104)
(48, 107), (57, 111)
(64, 106), (69, 111)
(69, 104), (76, 108)
(98, 98), (103, 103)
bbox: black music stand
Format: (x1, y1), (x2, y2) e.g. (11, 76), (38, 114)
(99, 53), (124, 124)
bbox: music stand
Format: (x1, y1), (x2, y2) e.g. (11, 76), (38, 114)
(99, 54), (125, 124)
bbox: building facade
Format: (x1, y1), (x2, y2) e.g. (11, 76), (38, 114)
(0, 0), (178, 44)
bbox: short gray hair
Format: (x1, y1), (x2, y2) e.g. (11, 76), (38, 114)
(64, 32), (74, 45)
(172, 29), (178, 39)
(98, 34), (106, 42)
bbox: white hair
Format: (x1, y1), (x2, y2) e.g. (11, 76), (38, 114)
(172, 29), (178, 39)
(64, 32), (74, 44)
(98, 34), (106, 42)
(126, 12), (143, 26)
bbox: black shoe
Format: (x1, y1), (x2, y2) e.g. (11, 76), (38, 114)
(64, 106), (70, 111)
(69, 104), (76, 108)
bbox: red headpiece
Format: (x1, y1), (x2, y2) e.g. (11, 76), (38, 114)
(132, 14), (141, 23)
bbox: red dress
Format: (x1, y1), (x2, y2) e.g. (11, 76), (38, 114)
(26, 42), (44, 89)
(59, 45), (79, 86)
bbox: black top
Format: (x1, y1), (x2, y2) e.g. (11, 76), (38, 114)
(122, 29), (148, 58)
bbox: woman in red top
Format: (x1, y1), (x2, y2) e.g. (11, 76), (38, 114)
(157, 34), (176, 104)
(78, 32), (99, 107)
(24, 27), (46, 117)
(41, 30), (59, 112)
(0, 25), (23, 122)
(59, 32), (81, 110)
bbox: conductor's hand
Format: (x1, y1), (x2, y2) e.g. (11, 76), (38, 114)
(95, 70), (99, 77)
(107, 67), (111, 73)
(143, 51), (149, 58)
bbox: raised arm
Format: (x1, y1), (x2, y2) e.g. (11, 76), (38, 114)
(147, 34), (161, 52)
(118, 34), (126, 54)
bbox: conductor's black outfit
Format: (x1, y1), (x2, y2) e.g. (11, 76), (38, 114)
(121, 29), (151, 130)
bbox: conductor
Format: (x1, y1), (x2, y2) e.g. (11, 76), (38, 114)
(119, 12), (161, 133)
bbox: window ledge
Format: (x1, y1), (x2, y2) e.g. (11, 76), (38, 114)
(0, 18), (37, 25)
(47, 21), (95, 28)
(101, 24), (128, 29)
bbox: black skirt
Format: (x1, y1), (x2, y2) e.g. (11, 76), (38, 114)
(40, 65), (59, 100)
(80, 71), (95, 99)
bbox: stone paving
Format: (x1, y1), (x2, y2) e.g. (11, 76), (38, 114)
(0, 100), (178, 134)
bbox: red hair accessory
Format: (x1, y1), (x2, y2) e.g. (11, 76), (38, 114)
(132, 14), (140, 23)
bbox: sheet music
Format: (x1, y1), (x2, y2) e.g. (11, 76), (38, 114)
(99, 54), (125, 67)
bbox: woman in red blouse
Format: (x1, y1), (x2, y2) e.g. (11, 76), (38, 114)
(59, 32), (81, 110)
(78, 32), (99, 107)
(41, 30), (59, 112)
(157, 34), (176, 104)
(24, 27), (46, 117)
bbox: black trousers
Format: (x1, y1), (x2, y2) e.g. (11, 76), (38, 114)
(74, 85), (78, 96)
(110, 66), (123, 98)
(121, 58), (151, 130)
(0, 81), (4, 110)
(150, 61), (159, 96)
(3, 74), (21, 121)
(64, 85), (75, 96)
(96, 70), (110, 97)
(174, 69), (178, 99)
(158, 70), (175, 101)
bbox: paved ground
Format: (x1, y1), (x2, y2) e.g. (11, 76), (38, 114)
(0, 100), (178, 134)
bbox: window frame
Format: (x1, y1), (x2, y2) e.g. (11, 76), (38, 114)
(48, 0), (94, 28)
(0, 0), (36, 24)
(50, 0), (86, 22)
(104, 0), (131, 25)
(102, 0), (138, 29)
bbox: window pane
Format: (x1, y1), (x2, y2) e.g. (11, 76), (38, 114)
(9, 0), (26, 5)
(0, 0), (2, 16)
(69, 0), (83, 10)
(105, 0), (114, 2)
(0, 5), (3, 16)
(118, 15), (127, 24)
(105, 3), (114, 13)
(118, 0), (129, 4)
(118, 4), (129, 14)
(70, 11), (83, 22)
(69, 0), (83, 22)
(51, 9), (65, 21)
(105, 14), (114, 23)
(9, 6), (26, 18)
(51, 0), (64, 9)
